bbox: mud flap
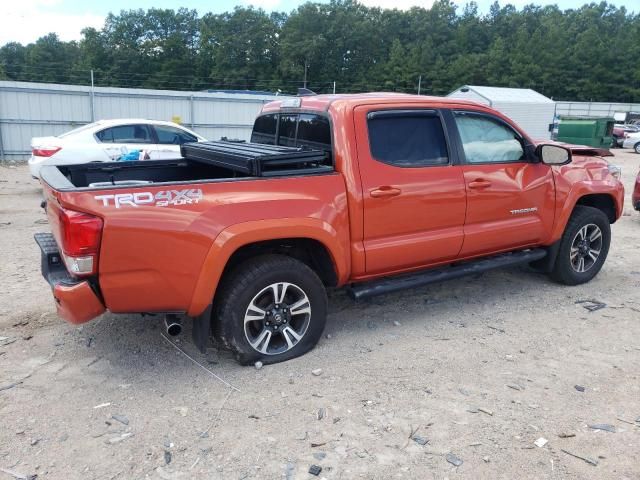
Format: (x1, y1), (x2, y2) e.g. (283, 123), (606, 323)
(529, 241), (561, 273)
(192, 304), (212, 353)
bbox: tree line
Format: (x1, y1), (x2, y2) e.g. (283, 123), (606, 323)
(0, 0), (637, 102)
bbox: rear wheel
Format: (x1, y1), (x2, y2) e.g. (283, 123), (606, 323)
(214, 254), (327, 365)
(550, 206), (610, 285)
(634, 142), (640, 154)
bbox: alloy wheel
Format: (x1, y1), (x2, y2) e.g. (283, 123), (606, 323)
(569, 223), (603, 273)
(243, 282), (312, 355)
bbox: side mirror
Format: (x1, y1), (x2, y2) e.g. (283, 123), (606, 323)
(537, 144), (572, 166)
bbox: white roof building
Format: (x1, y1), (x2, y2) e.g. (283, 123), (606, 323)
(448, 85), (556, 140)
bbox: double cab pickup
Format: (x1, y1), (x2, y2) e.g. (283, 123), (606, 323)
(35, 93), (624, 364)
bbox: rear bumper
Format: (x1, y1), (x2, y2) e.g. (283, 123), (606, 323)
(34, 232), (105, 324)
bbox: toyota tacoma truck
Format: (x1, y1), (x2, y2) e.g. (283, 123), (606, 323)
(35, 93), (624, 365)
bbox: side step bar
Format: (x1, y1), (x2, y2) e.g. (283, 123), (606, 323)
(348, 248), (548, 300)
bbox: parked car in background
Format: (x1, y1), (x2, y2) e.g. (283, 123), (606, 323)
(29, 119), (206, 178)
(622, 131), (640, 153)
(613, 124), (639, 147)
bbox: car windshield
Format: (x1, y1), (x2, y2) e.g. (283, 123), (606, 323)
(58, 122), (100, 138)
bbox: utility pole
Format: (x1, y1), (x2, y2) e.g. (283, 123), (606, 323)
(90, 69), (95, 122)
(417, 75), (422, 95)
(303, 61), (309, 89)
(333, 81), (336, 94)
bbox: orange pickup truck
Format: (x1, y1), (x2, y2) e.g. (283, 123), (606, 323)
(35, 93), (624, 364)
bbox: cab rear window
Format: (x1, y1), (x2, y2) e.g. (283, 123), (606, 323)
(251, 114), (277, 145)
(251, 113), (331, 153)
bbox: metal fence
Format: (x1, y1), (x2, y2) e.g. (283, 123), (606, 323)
(0, 81), (281, 162)
(554, 101), (640, 118)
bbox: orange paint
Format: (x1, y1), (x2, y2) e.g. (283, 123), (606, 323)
(38, 93), (625, 324)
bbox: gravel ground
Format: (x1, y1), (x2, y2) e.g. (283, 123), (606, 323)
(0, 151), (639, 480)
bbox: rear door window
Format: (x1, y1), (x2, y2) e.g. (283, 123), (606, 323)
(367, 111), (449, 167)
(96, 124), (153, 144)
(154, 125), (198, 145)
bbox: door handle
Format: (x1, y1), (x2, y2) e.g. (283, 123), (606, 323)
(370, 186), (402, 198)
(468, 179), (492, 189)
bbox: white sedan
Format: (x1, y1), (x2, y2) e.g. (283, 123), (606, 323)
(622, 132), (640, 153)
(29, 119), (206, 178)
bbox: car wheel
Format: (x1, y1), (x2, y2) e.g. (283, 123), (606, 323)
(635, 142), (640, 154)
(214, 254), (327, 365)
(550, 206), (610, 285)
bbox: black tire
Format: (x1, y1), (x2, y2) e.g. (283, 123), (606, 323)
(634, 142), (640, 154)
(550, 205), (610, 285)
(214, 254), (327, 365)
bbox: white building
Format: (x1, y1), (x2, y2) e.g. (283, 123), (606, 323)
(447, 85), (555, 140)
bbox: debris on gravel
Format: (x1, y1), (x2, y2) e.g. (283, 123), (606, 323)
(574, 385), (586, 392)
(254, 361), (263, 370)
(0, 467), (37, 480)
(0, 381), (22, 392)
(534, 437), (548, 448)
(106, 432), (133, 444)
(576, 299), (607, 312)
(561, 449), (599, 466)
(588, 423), (616, 433)
(284, 463), (295, 480)
(111, 414), (129, 425)
(311, 368), (323, 376)
(412, 435), (429, 445)
(446, 453), (463, 467)
(308, 464), (322, 476)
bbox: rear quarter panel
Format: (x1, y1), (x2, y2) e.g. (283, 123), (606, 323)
(50, 174), (349, 316)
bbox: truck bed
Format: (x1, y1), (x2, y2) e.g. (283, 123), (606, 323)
(41, 141), (332, 191)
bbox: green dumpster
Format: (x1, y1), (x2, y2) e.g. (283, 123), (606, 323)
(555, 116), (614, 148)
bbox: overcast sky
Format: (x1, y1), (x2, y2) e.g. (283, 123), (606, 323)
(1, 0), (635, 46)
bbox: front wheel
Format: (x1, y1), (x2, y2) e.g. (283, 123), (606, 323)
(634, 142), (640, 154)
(550, 206), (611, 285)
(214, 254), (327, 365)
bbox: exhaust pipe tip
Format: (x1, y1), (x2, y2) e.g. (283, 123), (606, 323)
(164, 314), (182, 336)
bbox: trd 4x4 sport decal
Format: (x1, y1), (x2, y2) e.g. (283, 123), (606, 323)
(95, 189), (203, 208)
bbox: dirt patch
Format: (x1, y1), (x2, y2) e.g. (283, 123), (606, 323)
(1, 153), (639, 479)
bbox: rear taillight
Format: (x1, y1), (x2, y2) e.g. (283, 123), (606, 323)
(58, 208), (103, 276)
(32, 146), (61, 157)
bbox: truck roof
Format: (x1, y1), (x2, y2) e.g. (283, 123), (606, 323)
(261, 92), (485, 113)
